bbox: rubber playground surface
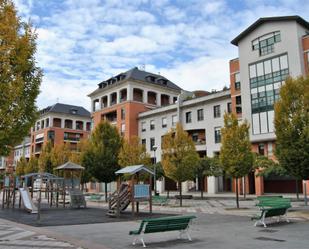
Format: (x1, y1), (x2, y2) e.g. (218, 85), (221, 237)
(0, 204), (173, 227)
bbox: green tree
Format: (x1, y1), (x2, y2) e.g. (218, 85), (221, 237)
(15, 156), (27, 176)
(118, 136), (151, 167)
(0, 0), (42, 156)
(24, 156), (38, 174)
(274, 77), (309, 203)
(82, 121), (122, 201)
(220, 113), (253, 208)
(161, 123), (200, 206)
(196, 156), (222, 199)
(38, 141), (53, 173)
(51, 143), (72, 167)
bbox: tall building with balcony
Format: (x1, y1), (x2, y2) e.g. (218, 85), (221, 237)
(30, 103), (91, 156)
(88, 67), (182, 139)
(230, 15), (309, 194)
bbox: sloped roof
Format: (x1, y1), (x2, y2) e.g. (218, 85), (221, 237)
(231, 15), (309, 46)
(56, 161), (85, 170)
(115, 165), (154, 175)
(88, 67), (182, 97)
(40, 103), (91, 118)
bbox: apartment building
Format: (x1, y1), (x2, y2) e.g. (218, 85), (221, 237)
(30, 103), (91, 156)
(230, 16), (309, 194)
(88, 67), (182, 140)
(13, 137), (31, 166)
(138, 90), (231, 194)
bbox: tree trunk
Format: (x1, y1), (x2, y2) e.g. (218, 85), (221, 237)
(179, 181), (182, 207)
(296, 179), (299, 200)
(236, 178), (239, 209)
(105, 182), (108, 202)
(243, 177), (246, 200)
(304, 181), (308, 206)
(200, 176), (204, 199)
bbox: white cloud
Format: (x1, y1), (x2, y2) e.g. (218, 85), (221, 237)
(11, 0), (309, 111)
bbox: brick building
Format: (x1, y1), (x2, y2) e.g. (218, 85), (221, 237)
(30, 103), (91, 156)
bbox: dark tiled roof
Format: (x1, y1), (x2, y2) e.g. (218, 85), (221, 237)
(88, 67), (182, 96)
(40, 103), (91, 118)
(231, 15), (309, 46)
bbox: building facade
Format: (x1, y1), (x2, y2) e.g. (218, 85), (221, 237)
(138, 90), (231, 194)
(231, 16), (309, 194)
(88, 67), (182, 140)
(13, 137), (31, 166)
(30, 103), (91, 156)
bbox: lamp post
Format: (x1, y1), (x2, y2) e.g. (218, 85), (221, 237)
(152, 145), (158, 195)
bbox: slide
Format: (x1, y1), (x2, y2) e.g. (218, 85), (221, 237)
(19, 187), (38, 214)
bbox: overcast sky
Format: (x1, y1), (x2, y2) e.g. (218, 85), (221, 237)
(13, 0), (309, 110)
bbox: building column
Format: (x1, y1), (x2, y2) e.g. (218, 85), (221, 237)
(127, 85), (132, 101)
(143, 90), (147, 103)
(303, 180), (309, 195)
(207, 176), (218, 194)
(156, 93), (161, 107)
(255, 169), (264, 196)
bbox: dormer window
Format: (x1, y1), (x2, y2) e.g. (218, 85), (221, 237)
(158, 78), (168, 85)
(146, 75), (156, 82)
(252, 31), (281, 56)
(70, 109), (78, 115)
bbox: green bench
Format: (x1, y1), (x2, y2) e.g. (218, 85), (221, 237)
(129, 215), (196, 247)
(152, 195), (169, 206)
(89, 194), (102, 202)
(252, 197), (291, 227)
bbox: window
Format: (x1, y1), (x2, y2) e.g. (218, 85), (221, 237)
(46, 118), (49, 128)
(150, 120), (155, 130)
(141, 122), (146, 132)
(141, 139), (146, 146)
(121, 123), (125, 135)
(121, 108), (125, 120)
(268, 142), (273, 156)
(162, 117), (167, 128)
(235, 73), (240, 90)
(150, 138), (155, 151)
(227, 102), (232, 113)
(214, 127), (221, 143)
(236, 96), (241, 105)
(214, 105), (221, 118)
(197, 109), (204, 121)
(252, 31), (281, 56)
(172, 115), (177, 126)
(185, 112), (192, 123)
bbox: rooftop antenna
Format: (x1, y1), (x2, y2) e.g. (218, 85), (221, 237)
(56, 97), (59, 103)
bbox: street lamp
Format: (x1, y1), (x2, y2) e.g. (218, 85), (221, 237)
(152, 145), (158, 195)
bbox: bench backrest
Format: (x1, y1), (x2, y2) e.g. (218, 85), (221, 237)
(141, 216), (196, 234)
(257, 198), (291, 209)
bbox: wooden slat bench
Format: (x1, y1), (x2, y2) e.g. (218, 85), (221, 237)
(252, 197), (291, 227)
(129, 215), (196, 247)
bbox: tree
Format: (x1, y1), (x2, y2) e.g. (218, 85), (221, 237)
(118, 136), (151, 167)
(82, 121), (122, 201)
(24, 156), (38, 174)
(0, 0), (42, 156)
(161, 123), (199, 206)
(38, 141), (53, 173)
(15, 156), (27, 176)
(51, 143), (72, 168)
(274, 77), (309, 203)
(220, 113), (253, 208)
(196, 156), (222, 199)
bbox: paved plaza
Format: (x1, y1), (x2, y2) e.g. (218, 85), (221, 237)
(0, 198), (308, 249)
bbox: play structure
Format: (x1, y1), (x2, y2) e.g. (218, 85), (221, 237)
(107, 165), (154, 217)
(1, 161), (86, 215)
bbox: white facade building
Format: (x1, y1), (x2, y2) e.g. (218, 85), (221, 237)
(138, 90), (231, 194)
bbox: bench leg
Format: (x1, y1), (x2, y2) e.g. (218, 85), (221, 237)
(140, 237), (146, 248)
(185, 230), (192, 241)
(132, 236), (138, 245)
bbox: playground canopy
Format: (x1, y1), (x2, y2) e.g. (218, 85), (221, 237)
(55, 161), (85, 171)
(115, 165), (154, 175)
